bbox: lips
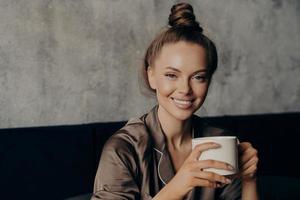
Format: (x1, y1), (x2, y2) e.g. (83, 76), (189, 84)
(171, 97), (195, 109)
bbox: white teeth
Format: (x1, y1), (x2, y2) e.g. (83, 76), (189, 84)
(173, 98), (192, 105)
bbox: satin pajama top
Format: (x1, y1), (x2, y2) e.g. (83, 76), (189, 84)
(91, 105), (241, 200)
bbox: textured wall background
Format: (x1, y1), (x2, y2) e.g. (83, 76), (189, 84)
(0, 0), (299, 128)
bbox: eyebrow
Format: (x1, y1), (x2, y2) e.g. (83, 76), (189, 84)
(165, 66), (207, 75)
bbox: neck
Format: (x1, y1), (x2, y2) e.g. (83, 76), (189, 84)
(157, 105), (192, 149)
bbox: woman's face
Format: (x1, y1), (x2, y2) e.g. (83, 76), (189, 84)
(147, 41), (210, 121)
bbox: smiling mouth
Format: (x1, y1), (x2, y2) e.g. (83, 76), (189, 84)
(171, 97), (195, 108)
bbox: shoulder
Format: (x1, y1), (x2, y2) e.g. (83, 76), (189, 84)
(98, 117), (152, 174)
(103, 116), (152, 156)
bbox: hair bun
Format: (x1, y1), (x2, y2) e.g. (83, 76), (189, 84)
(168, 3), (203, 33)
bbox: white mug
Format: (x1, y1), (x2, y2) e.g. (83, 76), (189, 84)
(192, 136), (239, 176)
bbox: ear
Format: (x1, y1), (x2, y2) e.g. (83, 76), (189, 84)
(147, 66), (157, 90)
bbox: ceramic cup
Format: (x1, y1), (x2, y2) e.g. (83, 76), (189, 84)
(192, 136), (239, 175)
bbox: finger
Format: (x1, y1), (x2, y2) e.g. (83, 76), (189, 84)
(241, 156), (259, 170)
(188, 143), (220, 161)
(238, 142), (252, 153)
(190, 178), (220, 188)
(242, 164), (257, 176)
(240, 148), (258, 165)
(193, 159), (235, 171)
(191, 171), (232, 184)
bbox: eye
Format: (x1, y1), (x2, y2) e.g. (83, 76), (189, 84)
(165, 73), (177, 79)
(193, 75), (207, 82)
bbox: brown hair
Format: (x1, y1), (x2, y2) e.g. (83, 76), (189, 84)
(141, 2), (218, 94)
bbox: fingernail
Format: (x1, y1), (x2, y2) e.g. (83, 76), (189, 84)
(228, 165), (235, 171)
(225, 178), (232, 184)
(213, 143), (220, 147)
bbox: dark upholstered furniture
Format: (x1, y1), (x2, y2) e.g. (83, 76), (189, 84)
(1, 112), (299, 200)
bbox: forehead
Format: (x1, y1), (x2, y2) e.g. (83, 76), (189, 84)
(154, 41), (207, 71)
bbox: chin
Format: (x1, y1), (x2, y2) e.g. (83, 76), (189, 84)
(158, 95), (204, 122)
(168, 102), (199, 121)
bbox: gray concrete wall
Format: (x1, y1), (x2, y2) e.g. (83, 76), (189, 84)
(0, 0), (299, 128)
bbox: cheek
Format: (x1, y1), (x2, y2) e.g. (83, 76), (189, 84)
(155, 77), (175, 97)
(192, 83), (209, 97)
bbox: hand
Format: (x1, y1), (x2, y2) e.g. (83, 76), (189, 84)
(167, 142), (235, 199)
(238, 142), (259, 182)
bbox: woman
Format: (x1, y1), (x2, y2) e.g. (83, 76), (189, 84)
(92, 3), (258, 200)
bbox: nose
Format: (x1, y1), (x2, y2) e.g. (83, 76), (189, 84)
(178, 78), (192, 95)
